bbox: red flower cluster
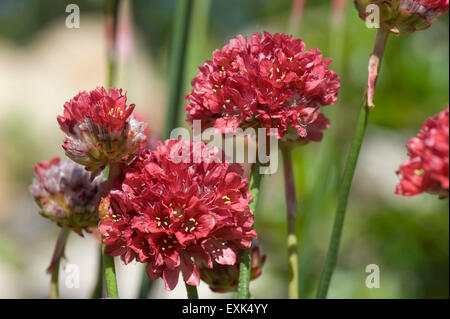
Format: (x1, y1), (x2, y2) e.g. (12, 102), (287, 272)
(396, 106), (449, 198)
(185, 32), (340, 142)
(99, 139), (257, 290)
(355, 0), (449, 34)
(57, 87), (147, 175)
(197, 242), (266, 293)
(30, 157), (105, 234)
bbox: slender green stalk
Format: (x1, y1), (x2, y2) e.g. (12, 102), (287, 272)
(105, 0), (120, 88)
(164, 0), (194, 138)
(137, 0), (194, 298)
(107, 51), (117, 89)
(49, 227), (70, 299)
(102, 243), (119, 298)
(248, 163), (262, 213)
(237, 249), (252, 299)
(280, 145), (299, 299)
(316, 101), (368, 298)
(185, 282), (199, 299)
(98, 0), (121, 299)
(238, 163), (262, 299)
(298, 0), (348, 297)
(316, 28), (389, 298)
(50, 264), (60, 298)
(101, 163), (122, 299)
(101, 164), (122, 299)
(89, 245), (103, 299)
(137, 271), (154, 299)
(184, 0), (210, 85)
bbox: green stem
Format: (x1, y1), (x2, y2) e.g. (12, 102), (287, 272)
(281, 145), (299, 299)
(49, 228), (70, 299)
(101, 0), (121, 298)
(298, 0), (349, 297)
(237, 163), (262, 299)
(316, 103), (368, 299)
(185, 282), (199, 299)
(237, 249), (252, 299)
(50, 265), (60, 298)
(102, 242), (119, 298)
(137, 271), (154, 299)
(89, 244), (103, 299)
(101, 163), (122, 298)
(105, 0), (120, 89)
(164, 0), (194, 139)
(184, 0), (210, 90)
(316, 28), (389, 299)
(137, 0), (194, 298)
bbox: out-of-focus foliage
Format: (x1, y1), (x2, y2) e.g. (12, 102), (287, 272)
(0, 0), (447, 298)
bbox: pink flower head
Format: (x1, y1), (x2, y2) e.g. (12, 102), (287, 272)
(98, 138), (257, 291)
(185, 32), (340, 142)
(57, 87), (147, 175)
(355, 0), (449, 34)
(30, 157), (105, 235)
(197, 241), (266, 293)
(396, 105), (449, 199)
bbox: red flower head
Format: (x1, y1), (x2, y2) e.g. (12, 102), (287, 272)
(98, 138), (257, 290)
(355, 0), (449, 34)
(185, 32), (340, 143)
(396, 105), (449, 199)
(30, 157), (105, 235)
(197, 241), (266, 293)
(57, 87), (147, 176)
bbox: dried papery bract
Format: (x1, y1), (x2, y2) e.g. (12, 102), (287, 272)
(355, 0), (449, 35)
(99, 138), (257, 291)
(396, 105), (449, 199)
(57, 87), (148, 176)
(185, 32), (340, 144)
(30, 157), (105, 235)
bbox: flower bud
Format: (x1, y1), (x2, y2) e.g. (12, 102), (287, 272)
(57, 87), (147, 176)
(30, 157), (105, 234)
(355, 0), (449, 34)
(197, 243), (266, 293)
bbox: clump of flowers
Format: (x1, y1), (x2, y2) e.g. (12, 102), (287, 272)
(57, 87), (147, 176)
(99, 138), (257, 290)
(30, 157), (105, 235)
(185, 32), (340, 143)
(396, 105), (449, 199)
(355, 0), (449, 34)
(197, 242), (266, 293)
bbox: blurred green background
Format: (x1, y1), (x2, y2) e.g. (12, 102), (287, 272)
(0, 0), (448, 298)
